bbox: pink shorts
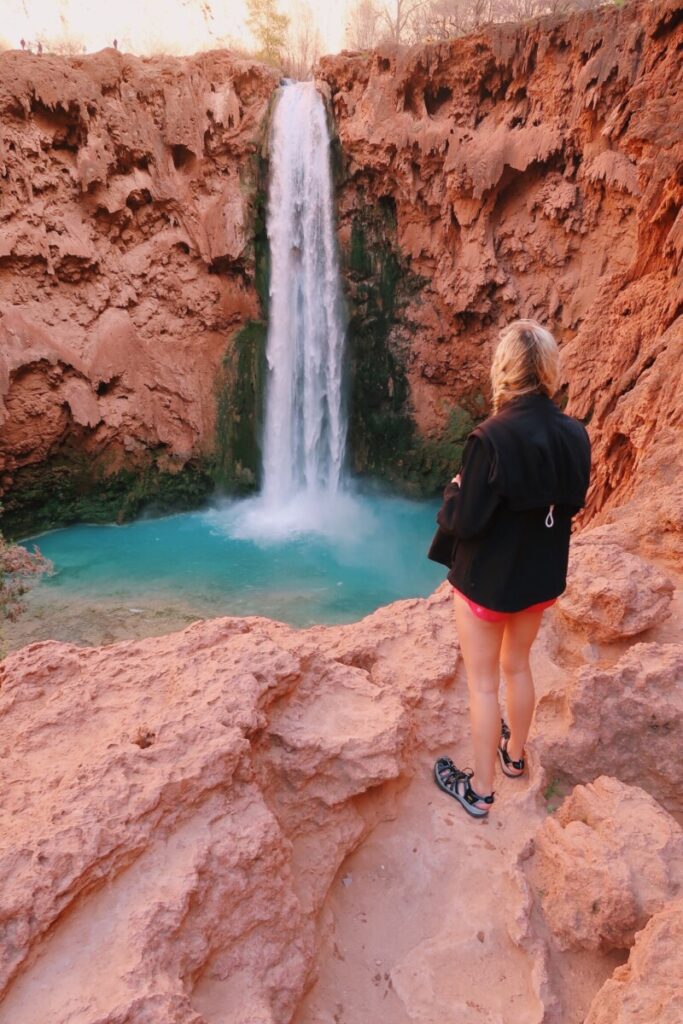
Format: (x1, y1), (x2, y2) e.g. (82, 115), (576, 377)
(452, 587), (556, 623)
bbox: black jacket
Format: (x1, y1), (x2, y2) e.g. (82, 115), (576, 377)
(428, 393), (591, 612)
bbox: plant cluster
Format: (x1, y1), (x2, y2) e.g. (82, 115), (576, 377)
(0, 505), (52, 656)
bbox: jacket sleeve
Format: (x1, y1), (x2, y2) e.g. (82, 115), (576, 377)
(436, 434), (500, 541)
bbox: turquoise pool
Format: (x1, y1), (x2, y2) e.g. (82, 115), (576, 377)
(21, 489), (445, 628)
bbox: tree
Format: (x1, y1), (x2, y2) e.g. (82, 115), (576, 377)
(36, 33), (87, 56)
(345, 0), (382, 50)
(418, 0), (494, 39)
(246, 0), (290, 64)
(284, 2), (322, 79)
(377, 0), (428, 44)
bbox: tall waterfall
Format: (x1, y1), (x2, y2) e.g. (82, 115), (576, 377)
(260, 82), (347, 504)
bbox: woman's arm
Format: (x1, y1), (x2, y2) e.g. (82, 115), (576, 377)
(436, 435), (500, 541)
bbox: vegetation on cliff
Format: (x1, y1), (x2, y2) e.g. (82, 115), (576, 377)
(0, 504), (51, 654)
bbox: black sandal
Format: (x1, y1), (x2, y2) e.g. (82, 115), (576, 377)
(498, 719), (525, 778)
(433, 757), (494, 818)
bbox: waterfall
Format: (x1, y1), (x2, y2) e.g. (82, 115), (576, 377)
(260, 81), (347, 505)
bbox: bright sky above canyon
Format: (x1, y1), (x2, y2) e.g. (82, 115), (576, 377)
(4, 0), (347, 56)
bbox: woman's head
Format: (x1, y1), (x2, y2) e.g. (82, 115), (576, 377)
(490, 319), (560, 413)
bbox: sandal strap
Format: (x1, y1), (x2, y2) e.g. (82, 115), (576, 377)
(500, 735), (525, 769)
(465, 781), (494, 806)
(436, 759), (495, 806)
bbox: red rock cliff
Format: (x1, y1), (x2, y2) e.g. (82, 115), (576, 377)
(318, 0), (682, 543)
(0, 2), (681, 544)
(0, 48), (278, 532)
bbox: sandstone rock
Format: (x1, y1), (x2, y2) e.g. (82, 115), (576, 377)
(556, 531), (674, 642)
(0, 588), (459, 1023)
(0, 49), (279, 528)
(533, 642), (683, 818)
(317, 0), (682, 520)
(584, 899), (683, 1024)
(585, 428), (683, 570)
(533, 777), (683, 952)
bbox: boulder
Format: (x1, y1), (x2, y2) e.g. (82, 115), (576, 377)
(533, 642), (683, 817)
(0, 586), (461, 1024)
(556, 532), (674, 643)
(584, 899), (683, 1024)
(533, 776), (683, 952)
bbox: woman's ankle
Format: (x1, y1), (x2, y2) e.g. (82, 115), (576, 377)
(507, 736), (525, 761)
(471, 774), (493, 800)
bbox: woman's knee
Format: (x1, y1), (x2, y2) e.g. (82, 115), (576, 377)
(466, 667), (501, 696)
(500, 652), (531, 679)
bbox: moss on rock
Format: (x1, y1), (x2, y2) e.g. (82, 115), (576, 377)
(341, 192), (484, 495)
(1, 453), (214, 541)
(214, 320), (267, 493)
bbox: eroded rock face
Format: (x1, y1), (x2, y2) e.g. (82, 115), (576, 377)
(0, 49), (278, 532)
(317, 0), (683, 516)
(0, 587), (459, 1022)
(2, 562), (682, 1021)
(556, 528), (674, 642)
(584, 899), (683, 1024)
(533, 641), (683, 818)
(533, 776), (683, 952)
(2, 0), (681, 533)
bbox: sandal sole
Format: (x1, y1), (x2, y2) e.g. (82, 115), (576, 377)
(497, 746), (525, 778)
(433, 761), (490, 818)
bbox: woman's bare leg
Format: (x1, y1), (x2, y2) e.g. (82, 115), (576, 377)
(453, 593), (506, 805)
(500, 608), (545, 762)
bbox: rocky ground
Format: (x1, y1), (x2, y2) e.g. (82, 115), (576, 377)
(1, 508), (681, 1023)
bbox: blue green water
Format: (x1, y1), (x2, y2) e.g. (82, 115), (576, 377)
(22, 490), (445, 627)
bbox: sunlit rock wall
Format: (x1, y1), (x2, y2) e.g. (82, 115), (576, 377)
(0, 48), (278, 534)
(320, 0), (682, 512)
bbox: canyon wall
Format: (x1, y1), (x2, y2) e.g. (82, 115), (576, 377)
(0, 49), (278, 535)
(0, 0), (681, 543)
(318, 0), (682, 525)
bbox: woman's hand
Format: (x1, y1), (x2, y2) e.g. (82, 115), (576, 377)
(452, 474), (462, 486)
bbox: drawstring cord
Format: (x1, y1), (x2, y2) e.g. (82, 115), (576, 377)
(545, 504), (555, 528)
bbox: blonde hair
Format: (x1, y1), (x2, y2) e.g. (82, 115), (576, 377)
(491, 319), (560, 413)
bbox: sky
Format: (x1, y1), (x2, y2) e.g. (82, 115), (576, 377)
(1, 0), (348, 56)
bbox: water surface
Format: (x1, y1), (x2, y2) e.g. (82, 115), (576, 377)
(21, 490), (444, 631)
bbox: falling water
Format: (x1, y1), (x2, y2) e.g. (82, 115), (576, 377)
(260, 81), (347, 505)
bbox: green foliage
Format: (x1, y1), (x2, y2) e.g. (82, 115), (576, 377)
(343, 197), (482, 494)
(0, 459), (215, 541)
(252, 172), (270, 314)
(409, 405), (475, 493)
(246, 0), (289, 64)
(0, 502), (53, 655)
(214, 321), (267, 493)
(544, 777), (565, 814)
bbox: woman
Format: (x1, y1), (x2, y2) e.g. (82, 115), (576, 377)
(428, 319), (590, 818)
